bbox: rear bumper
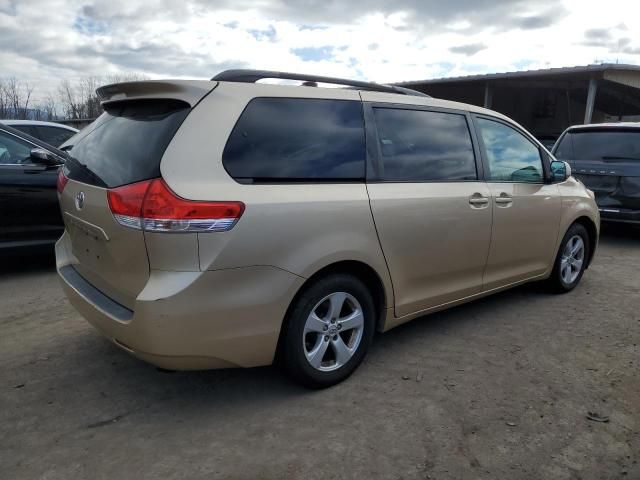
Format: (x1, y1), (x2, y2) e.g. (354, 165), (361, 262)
(598, 207), (640, 224)
(56, 237), (304, 370)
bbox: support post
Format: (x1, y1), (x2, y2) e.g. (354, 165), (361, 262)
(584, 78), (598, 124)
(484, 83), (493, 109)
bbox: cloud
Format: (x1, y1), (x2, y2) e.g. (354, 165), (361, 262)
(582, 28), (613, 46)
(580, 25), (640, 55)
(510, 12), (557, 30)
(450, 43), (487, 56)
(0, 0), (639, 106)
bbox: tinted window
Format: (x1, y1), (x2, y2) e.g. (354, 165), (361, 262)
(223, 98), (365, 181)
(36, 126), (76, 147)
(554, 129), (640, 162)
(66, 100), (189, 188)
(477, 118), (543, 183)
(553, 134), (573, 160)
(373, 108), (476, 181)
(0, 130), (33, 164)
(12, 125), (39, 138)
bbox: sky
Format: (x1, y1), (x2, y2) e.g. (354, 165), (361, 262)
(1, 0), (640, 102)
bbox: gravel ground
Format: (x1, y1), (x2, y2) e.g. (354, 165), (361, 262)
(1, 225), (639, 480)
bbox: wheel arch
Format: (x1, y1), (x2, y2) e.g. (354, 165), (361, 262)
(275, 260), (390, 361)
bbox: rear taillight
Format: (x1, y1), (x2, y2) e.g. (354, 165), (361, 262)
(56, 169), (68, 194)
(106, 180), (150, 230)
(107, 179), (244, 233)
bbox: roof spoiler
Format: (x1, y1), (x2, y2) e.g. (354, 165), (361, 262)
(96, 80), (217, 107)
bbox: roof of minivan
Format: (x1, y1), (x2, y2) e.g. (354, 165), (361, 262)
(357, 89), (511, 120)
(212, 80), (513, 123)
(95, 78), (516, 129)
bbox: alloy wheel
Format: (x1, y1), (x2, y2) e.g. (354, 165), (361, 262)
(560, 235), (585, 284)
(302, 292), (365, 372)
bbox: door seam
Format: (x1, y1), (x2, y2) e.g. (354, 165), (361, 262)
(364, 183), (397, 317)
(479, 184), (495, 291)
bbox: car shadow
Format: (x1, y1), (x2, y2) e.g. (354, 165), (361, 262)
(0, 248), (56, 276)
(51, 276), (549, 411)
(599, 222), (640, 247)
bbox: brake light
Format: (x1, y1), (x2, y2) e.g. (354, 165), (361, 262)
(56, 169), (68, 194)
(106, 180), (150, 230)
(107, 179), (244, 232)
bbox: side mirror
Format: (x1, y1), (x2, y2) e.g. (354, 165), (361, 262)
(550, 160), (571, 182)
(30, 148), (62, 166)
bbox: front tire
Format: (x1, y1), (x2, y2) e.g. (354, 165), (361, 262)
(548, 223), (590, 293)
(281, 274), (375, 389)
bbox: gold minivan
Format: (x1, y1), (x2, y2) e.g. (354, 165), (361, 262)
(56, 70), (599, 388)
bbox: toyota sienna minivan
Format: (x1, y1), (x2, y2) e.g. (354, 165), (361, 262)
(56, 70), (599, 388)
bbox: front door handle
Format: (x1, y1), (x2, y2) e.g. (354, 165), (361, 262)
(495, 193), (513, 206)
(468, 194), (489, 208)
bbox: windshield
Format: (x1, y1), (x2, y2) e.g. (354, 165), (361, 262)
(555, 129), (640, 162)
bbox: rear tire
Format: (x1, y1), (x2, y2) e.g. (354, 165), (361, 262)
(547, 223), (590, 293)
(281, 274), (375, 389)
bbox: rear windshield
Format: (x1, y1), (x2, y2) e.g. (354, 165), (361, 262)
(65, 100), (189, 188)
(554, 129), (640, 162)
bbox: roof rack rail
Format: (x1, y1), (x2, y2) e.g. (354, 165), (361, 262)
(211, 69), (430, 98)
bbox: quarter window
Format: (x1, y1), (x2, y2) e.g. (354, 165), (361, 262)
(477, 118), (543, 183)
(372, 108), (477, 182)
(223, 98), (366, 181)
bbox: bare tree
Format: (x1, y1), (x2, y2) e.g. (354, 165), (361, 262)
(1, 74), (149, 121)
(0, 77), (34, 119)
(56, 73), (148, 120)
(43, 93), (58, 120)
(57, 79), (82, 120)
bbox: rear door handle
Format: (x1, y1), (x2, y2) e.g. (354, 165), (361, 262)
(468, 194), (489, 207)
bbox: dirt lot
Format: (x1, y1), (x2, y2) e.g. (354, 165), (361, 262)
(1, 225), (639, 480)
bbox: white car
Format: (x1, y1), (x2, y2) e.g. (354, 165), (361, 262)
(0, 120), (78, 147)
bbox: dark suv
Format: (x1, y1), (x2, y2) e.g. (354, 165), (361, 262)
(553, 123), (640, 224)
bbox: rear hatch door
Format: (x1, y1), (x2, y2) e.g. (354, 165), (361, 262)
(554, 127), (640, 209)
(59, 81), (215, 309)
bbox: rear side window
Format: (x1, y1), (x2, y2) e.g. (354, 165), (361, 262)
(223, 98), (365, 181)
(65, 100), (189, 188)
(372, 108), (477, 181)
(555, 129), (640, 162)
